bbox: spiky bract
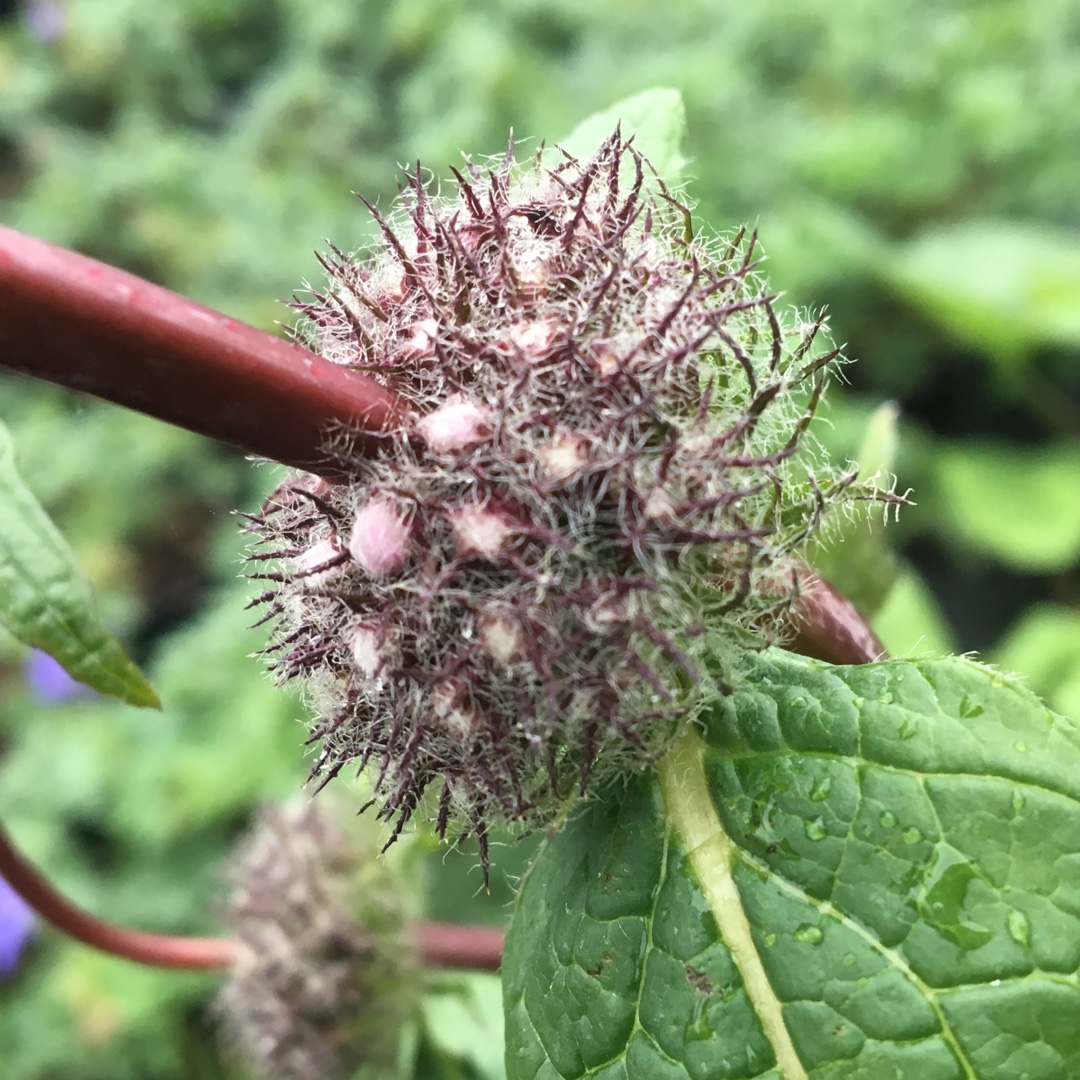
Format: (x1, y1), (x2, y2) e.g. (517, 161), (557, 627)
(247, 132), (863, 861)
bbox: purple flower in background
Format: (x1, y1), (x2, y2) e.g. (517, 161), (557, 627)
(24, 0), (67, 44)
(25, 649), (91, 703)
(0, 875), (34, 977)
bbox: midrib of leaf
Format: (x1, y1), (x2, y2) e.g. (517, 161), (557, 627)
(661, 713), (979, 1079)
(656, 725), (808, 1080)
(733, 843), (979, 1079)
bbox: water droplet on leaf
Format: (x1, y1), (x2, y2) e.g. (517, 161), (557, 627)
(1007, 909), (1031, 947)
(793, 924), (824, 945)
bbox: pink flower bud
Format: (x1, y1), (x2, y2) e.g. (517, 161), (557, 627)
(348, 499), (410, 576)
(416, 395), (492, 454)
(246, 130), (880, 863)
(590, 343), (622, 378)
(537, 432), (588, 484)
(586, 595), (628, 631)
(513, 258), (552, 295)
(377, 263), (408, 303)
(432, 681), (476, 738)
(479, 611), (525, 666)
(449, 504), (518, 559)
(350, 624), (389, 680)
(401, 317), (438, 359)
(508, 320), (557, 358)
(644, 487), (676, 522)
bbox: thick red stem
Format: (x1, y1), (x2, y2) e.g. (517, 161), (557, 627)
(413, 921), (505, 971)
(0, 226), (409, 476)
(0, 227), (882, 663)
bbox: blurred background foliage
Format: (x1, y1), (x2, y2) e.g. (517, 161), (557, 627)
(0, 0), (1078, 1076)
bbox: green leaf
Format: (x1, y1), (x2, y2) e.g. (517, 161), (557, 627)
(992, 604), (1080, 722)
(931, 440), (1080, 572)
(810, 401), (901, 617)
(871, 565), (956, 659)
(0, 422), (159, 708)
(559, 88), (688, 188)
(756, 200), (889, 302)
(423, 974), (506, 1080)
(885, 220), (1080, 363)
(505, 650), (1080, 1079)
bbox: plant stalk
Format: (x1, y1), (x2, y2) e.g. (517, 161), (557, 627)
(0, 819), (236, 969)
(0, 226), (409, 476)
(0, 820), (504, 972)
(0, 227), (882, 664)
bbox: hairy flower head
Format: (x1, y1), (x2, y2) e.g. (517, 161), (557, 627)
(247, 132), (872, 864)
(218, 801), (412, 1080)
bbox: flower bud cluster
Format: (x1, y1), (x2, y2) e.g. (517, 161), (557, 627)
(218, 801), (411, 1080)
(246, 132), (866, 862)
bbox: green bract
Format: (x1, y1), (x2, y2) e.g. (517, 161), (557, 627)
(506, 650), (1080, 1079)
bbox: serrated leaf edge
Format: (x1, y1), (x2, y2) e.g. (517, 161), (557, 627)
(657, 725), (809, 1080)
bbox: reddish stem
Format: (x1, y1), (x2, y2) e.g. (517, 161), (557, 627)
(789, 569), (885, 665)
(0, 820), (504, 972)
(0, 227), (882, 664)
(0, 226), (410, 476)
(0, 820), (236, 969)
(413, 921), (505, 971)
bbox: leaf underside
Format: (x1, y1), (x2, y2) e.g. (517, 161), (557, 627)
(505, 650), (1080, 1080)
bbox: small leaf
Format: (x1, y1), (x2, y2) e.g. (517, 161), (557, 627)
(854, 399), (900, 486)
(559, 87), (688, 188)
(422, 974), (505, 1080)
(932, 440), (1080, 571)
(0, 422), (160, 708)
(506, 650), (1080, 1079)
(872, 565), (956, 658)
(992, 603), (1080, 722)
(811, 400), (902, 617)
(885, 220), (1080, 362)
